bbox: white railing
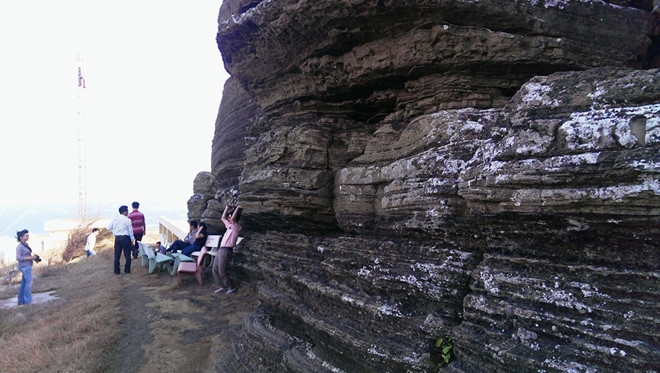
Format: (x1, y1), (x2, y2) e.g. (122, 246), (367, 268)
(158, 216), (188, 247)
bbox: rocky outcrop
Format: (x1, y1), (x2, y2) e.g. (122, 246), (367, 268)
(450, 69), (660, 373)
(188, 77), (258, 231)
(190, 1), (660, 372)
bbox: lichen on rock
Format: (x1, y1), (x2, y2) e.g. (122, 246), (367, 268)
(192, 1), (660, 371)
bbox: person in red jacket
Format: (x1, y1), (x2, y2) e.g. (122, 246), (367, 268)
(127, 201), (146, 259)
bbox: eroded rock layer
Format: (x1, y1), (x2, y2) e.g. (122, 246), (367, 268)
(190, 1), (660, 372)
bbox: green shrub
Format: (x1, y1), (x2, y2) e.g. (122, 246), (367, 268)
(435, 336), (453, 365)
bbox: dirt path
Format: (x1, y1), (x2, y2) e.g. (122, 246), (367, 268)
(0, 234), (259, 373)
(108, 265), (258, 373)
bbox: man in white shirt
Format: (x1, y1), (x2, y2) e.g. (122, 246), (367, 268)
(107, 205), (135, 274)
(85, 228), (99, 257)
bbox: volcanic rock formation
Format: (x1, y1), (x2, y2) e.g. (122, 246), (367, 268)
(188, 1), (660, 372)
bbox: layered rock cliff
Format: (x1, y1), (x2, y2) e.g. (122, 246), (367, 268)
(189, 1), (660, 372)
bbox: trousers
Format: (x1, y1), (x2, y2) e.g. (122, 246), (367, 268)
(114, 235), (132, 274)
(212, 247), (233, 289)
(132, 232), (144, 258)
(18, 266), (33, 305)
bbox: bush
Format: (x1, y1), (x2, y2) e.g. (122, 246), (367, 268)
(61, 223), (101, 263)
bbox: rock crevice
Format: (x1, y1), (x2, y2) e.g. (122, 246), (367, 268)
(189, 1), (660, 371)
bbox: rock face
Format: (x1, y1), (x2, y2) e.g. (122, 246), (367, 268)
(190, 1), (660, 372)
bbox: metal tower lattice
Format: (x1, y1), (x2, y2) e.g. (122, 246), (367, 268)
(76, 56), (87, 220)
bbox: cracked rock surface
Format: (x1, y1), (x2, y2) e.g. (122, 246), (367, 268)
(188, 1), (660, 371)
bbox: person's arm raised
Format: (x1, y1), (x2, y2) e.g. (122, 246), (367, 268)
(231, 206), (243, 221)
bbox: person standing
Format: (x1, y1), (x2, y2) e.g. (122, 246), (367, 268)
(84, 228), (99, 257)
(107, 205), (135, 274)
(127, 201), (146, 259)
(15, 229), (40, 305)
(212, 205), (242, 294)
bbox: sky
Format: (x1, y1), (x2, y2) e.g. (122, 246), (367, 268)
(0, 1), (229, 214)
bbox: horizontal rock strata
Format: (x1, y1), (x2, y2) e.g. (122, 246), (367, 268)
(189, 0), (660, 372)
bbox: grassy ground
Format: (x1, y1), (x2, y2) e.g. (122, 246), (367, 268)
(0, 230), (258, 373)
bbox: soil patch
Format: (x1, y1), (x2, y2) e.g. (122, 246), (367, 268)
(107, 265), (258, 373)
(0, 245), (259, 373)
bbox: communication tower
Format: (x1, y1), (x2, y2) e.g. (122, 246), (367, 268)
(76, 56), (87, 220)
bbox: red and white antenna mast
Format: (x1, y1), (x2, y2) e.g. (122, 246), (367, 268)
(76, 55), (87, 220)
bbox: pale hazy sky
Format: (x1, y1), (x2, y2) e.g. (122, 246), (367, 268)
(0, 1), (229, 212)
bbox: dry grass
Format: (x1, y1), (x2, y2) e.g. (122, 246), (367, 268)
(0, 229), (259, 373)
(61, 223), (95, 262)
(0, 231), (122, 372)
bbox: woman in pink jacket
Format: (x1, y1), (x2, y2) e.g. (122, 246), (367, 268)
(213, 205), (242, 294)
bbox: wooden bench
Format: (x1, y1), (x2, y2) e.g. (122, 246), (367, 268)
(139, 242), (172, 274)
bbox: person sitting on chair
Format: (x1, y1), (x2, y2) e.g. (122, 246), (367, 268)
(167, 220), (198, 253)
(181, 222), (207, 257)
